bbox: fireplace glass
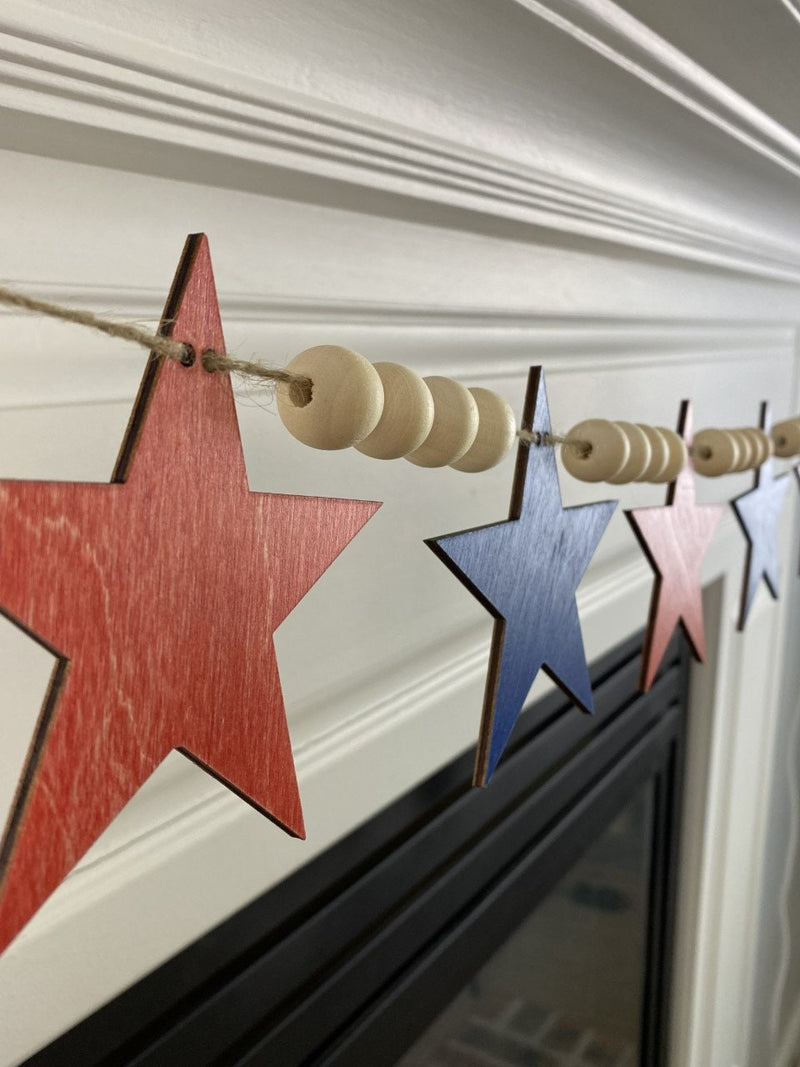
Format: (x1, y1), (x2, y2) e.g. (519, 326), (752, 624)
(398, 781), (653, 1067)
(28, 632), (683, 1067)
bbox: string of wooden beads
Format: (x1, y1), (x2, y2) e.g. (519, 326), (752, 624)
(560, 420), (686, 484)
(691, 426), (772, 476)
(7, 274), (798, 479)
(276, 346), (517, 473)
(275, 347), (795, 482)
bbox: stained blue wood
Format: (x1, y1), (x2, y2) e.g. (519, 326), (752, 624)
(731, 402), (791, 630)
(426, 367), (616, 786)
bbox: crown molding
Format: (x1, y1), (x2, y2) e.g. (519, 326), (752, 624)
(2, 9), (800, 282)
(511, 0), (800, 182)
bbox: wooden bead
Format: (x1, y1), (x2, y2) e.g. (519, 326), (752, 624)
(636, 425), (669, 482)
(653, 427), (687, 482)
(748, 428), (767, 467)
(406, 377), (480, 467)
(450, 388), (517, 473)
(731, 429), (754, 472)
(608, 421), (652, 483)
(751, 427), (773, 465)
(355, 363), (434, 460)
(772, 418), (800, 457)
(561, 419), (630, 483)
(277, 345), (384, 450)
(691, 428), (740, 477)
(736, 427), (770, 469)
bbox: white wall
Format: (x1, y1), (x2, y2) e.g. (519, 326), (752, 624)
(0, 1), (799, 1063)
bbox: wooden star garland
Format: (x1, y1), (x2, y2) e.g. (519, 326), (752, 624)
(0, 234), (379, 953)
(426, 366), (616, 786)
(625, 401), (724, 691)
(731, 402), (790, 630)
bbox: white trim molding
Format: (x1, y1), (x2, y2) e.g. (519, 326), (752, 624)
(511, 0), (800, 182)
(1, 2), (800, 281)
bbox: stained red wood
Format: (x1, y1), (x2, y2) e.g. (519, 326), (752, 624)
(427, 367), (616, 786)
(0, 234), (379, 954)
(625, 402), (724, 692)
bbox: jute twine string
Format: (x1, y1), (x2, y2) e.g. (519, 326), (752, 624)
(520, 426), (708, 459)
(0, 285), (313, 408)
(0, 284), (664, 446)
(0, 285), (776, 463)
(517, 428), (591, 454)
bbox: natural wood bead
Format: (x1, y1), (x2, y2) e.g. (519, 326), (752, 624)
(737, 427), (770, 469)
(731, 429), (754, 472)
(277, 345), (384, 450)
(355, 362), (434, 460)
(608, 421), (652, 483)
(751, 427), (773, 465)
(450, 388), (517, 473)
(729, 428), (750, 471)
(654, 427), (687, 482)
(636, 425), (669, 482)
(772, 418), (800, 457)
(561, 419), (630, 483)
(406, 376), (479, 467)
(691, 428), (739, 477)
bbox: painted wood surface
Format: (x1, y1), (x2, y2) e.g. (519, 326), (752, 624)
(426, 366), (616, 786)
(0, 234), (379, 955)
(625, 402), (724, 691)
(731, 403), (791, 630)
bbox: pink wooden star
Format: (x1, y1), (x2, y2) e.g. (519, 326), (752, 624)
(625, 402), (724, 691)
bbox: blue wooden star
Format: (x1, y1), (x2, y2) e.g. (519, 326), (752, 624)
(426, 367), (616, 786)
(732, 402), (790, 630)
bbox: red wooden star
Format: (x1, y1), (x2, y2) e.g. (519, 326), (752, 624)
(0, 234), (379, 953)
(625, 402), (724, 691)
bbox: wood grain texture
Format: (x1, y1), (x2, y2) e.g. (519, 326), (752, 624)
(692, 427), (741, 477)
(449, 387), (517, 473)
(0, 234), (379, 954)
(561, 418), (629, 483)
(354, 362), (434, 460)
(609, 421), (651, 484)
(731, 403), (791, 630)
(625, 402), (724, 691)
(426, 366), (616, 786)
(637, 425), (670, 481)
(277, 345), (383, 450)
(406, 377), (479, 468)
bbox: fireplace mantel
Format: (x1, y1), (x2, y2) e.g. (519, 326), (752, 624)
(0, 2), (799, 1065)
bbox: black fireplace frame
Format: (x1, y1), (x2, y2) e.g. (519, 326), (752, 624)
(28, 632), (687, 1066)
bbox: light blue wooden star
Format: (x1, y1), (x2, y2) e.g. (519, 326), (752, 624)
(732, 402), (791, 630)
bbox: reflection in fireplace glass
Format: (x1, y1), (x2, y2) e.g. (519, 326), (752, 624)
(397, 781), (654, 1067)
